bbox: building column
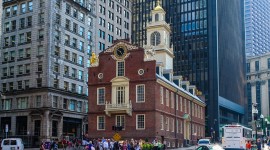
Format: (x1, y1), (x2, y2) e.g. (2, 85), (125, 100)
(11, 116), (16, 136)
(42, 110), (50, 140)
(58, 116), (63, 139)
(27, 115), (32, 137)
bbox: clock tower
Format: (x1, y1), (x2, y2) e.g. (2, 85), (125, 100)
(144, 0), (174, 70)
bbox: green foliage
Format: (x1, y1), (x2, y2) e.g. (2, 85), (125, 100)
(142, 143), (154, 150)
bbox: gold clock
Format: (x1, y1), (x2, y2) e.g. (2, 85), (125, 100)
(114, 45), (127, 59)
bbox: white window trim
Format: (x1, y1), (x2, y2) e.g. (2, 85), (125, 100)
(176, 120), (179, 133)
(166, 89), (169, 107)
(97, 116), (105, 130)
(167, 142), (170, 147)
(184, 99), (186, 113)
(161, 115), (164, 130)
(171, 92), (174, 108)
(136, 114), (145, 130)
(171, 118), (174, 132)
(136, 84), (145, 103)
(116, 61), (125, 77)
(176, 96), (178, 110)
(180, 120), (183, 133)
(97, 87), (105, 105)
(160, 86), (164, 104)
(166, 117), (169, 131)
(115, 115), (125, 130)
(180, 97), (183, 111)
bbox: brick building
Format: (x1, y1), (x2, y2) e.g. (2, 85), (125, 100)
(88, 4), (205, 148)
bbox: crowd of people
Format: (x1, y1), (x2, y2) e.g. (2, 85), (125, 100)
(40, 137), (166, 150)
(246, 138), (270, 150)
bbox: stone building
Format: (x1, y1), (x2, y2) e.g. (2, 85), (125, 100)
(95, 0), (132, 53)
(0, 0), (95, 145)
(88, 3), (205, 147)
(247, 53), (270, 123)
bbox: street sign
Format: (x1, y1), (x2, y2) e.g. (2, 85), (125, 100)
(113, 133), (121, 141)
(5, 124), (8, 133)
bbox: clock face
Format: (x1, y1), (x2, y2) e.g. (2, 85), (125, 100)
(116, 48), (125, 57)
(114, 45), (127, 59)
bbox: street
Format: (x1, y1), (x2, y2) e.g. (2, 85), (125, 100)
(176, 143), (223, 150)
(175, 143), (270, 150)
(24, 143), (270, 150)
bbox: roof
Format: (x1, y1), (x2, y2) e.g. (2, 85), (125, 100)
(154, 5), (164, 11)
(156, 74), (205, 105)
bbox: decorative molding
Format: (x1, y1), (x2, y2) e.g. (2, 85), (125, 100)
(104, 42), (139, 53)
(110, 53), (130, 61)
(138, 69), (145, 75)
(144, 48), (156, 61)
(98, 73), (103, 79)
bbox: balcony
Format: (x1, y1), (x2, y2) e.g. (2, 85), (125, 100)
(105, 100), (132, 117)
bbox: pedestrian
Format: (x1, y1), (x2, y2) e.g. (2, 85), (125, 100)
(50, 140), (55, 150)
(122, 141), (127, 150)
(152, 139), (158, 150)
(40, 142), (45, 150)
(62, 138), (67, 150)
(113, 141), (119, 150)
(103, 139), (109, 150)
(256, 139), (262, 150)
(134, 142), (140, 150)
(246, 141), (251, 150)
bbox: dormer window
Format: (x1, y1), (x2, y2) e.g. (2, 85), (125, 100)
(155, 14), (159, 21)
(160, 66), (163, 75)
(117, 61), (125, 76)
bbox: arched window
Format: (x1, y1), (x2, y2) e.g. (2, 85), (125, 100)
(150, 31), (161, 46)
(155, 14), (159, 21)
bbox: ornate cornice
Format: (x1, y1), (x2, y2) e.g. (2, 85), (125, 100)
(104, 42), (139, 53)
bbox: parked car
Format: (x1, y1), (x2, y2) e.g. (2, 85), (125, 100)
(198, 139), (212, 146)
(1, 138), (24, 150)
(196, 145), (213, 150)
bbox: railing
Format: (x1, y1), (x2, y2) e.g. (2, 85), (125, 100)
(105, 100), (132, 116)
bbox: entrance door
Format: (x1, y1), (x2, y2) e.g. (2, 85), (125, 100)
(184, 121), (190, 140)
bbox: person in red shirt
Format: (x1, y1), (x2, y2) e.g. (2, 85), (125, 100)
(246, 141), (251, 150)
(62, 138), (67, 150)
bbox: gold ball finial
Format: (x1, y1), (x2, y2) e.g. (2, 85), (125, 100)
(154, 0), (164, 11)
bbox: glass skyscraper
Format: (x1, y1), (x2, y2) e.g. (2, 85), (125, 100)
(132, 0), (246, 138)
(245, 0), (270, 56)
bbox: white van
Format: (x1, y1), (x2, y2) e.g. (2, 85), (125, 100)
(1, 138), (24, 150)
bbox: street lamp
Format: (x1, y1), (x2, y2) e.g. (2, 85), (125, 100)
(252, 103), (258, 141)
(265, 119), (269, 136)
(260, 114), (265, 148)
(260, 114), (264, 136)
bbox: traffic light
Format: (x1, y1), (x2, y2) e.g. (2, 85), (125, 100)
(112, 126), (123, 131)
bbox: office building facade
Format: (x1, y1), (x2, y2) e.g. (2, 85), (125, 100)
(245, 0), (270, 56)
(95, 0), (132, 53)
(246, 53), (270, 122)
(132, 0), (246, 138)
(0, 0), (95, 145)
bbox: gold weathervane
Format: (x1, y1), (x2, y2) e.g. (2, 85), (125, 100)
(196, 89), (202, 96)
(90, 52), (97, 65)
